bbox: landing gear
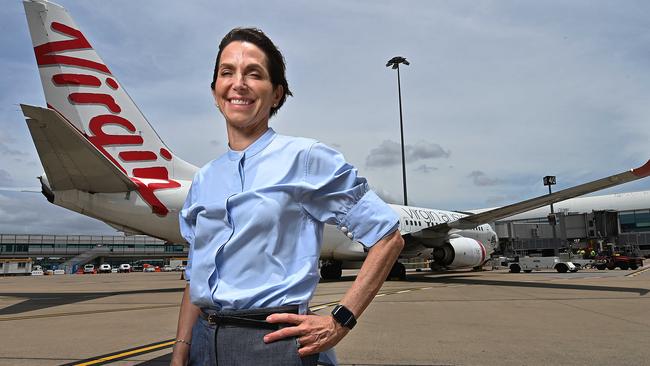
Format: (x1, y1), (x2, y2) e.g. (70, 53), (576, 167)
(320, 260), (342, 280)
(509, 263), (521, 273)
(429, 261), (444, 272)
(387, 261), (406, 281)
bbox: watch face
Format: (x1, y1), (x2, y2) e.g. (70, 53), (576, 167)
(332, 305), (356, 329)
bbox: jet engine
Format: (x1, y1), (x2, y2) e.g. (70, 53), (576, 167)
(431, 237), (486, 268)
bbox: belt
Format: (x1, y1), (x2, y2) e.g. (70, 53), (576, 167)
(200, 305), (299, 329)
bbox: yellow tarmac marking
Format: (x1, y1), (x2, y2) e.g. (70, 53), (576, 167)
(74, 340), (175, 366)
(0, 304), (177, 322)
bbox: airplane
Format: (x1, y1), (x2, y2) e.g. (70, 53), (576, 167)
(19, 0), (650, 280)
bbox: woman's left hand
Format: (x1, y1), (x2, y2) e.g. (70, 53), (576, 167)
(264, 313), (349, 356)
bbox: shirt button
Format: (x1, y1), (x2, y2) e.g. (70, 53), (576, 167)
(340, 226), (348, 233)
(347, 232), (354, 239)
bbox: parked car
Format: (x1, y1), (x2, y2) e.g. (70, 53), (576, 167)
(118, 263), (131, 273)
(98, 264), (112, 273)
(83, 264), (95, 274)
(162, 265), (174, 272)
(131, 264), (144, 272)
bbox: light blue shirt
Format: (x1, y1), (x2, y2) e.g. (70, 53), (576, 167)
(179, 128), (398, 313)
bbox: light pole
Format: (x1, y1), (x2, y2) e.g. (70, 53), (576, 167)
(543, 175), (558, 245)
(386, 56), (410, 206)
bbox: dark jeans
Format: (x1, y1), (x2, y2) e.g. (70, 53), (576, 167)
(189, 313), (319, 365)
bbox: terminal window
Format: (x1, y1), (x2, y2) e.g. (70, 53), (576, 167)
(620, 210), (650, 233)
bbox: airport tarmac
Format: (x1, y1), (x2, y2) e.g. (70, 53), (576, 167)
(1, 266), (649, 366)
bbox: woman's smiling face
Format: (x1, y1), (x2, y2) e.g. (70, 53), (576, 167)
(213, 41), (283, 132)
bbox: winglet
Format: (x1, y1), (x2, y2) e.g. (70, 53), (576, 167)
(631, 159), (650, 178)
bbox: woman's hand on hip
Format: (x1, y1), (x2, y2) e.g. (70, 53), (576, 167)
(264, 313), (349, 357)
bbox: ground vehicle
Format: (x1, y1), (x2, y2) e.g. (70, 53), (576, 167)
(143, 264), (156, 272)
(594, 255), (643, 270)
(162, 265), (174, 272)
(567, 258), (594, 270)
(558, 253), (593, 270)
(118, 264), (131, 273)
(509, 256), (578, 273)
(31, 265), (44, 276)
(83, 264), (95, 274)
(98, 264), (112, 273)
(594, 244), (644, 270)
(131, 264), (144, 272)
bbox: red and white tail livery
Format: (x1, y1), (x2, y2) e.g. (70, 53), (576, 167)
(23, 0), (196, 220)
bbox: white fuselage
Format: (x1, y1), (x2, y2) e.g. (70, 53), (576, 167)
(46, 175), (497, 262)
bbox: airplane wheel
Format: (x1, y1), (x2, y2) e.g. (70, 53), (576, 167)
(429, 261), (444, 272)
(320, 261), (342, 280)
(509, 264), (521, 273)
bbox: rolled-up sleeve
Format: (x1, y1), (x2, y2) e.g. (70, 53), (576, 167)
(301, 142), (399, 248)
(179, 179), (198, 282)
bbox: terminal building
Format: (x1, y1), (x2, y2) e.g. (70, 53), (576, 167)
(0, 234), (187, 274)
(492, 190), (650, 258)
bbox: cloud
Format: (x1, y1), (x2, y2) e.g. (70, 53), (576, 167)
(0, 192), (116, 234)
(0, 169), (14, 186)
(484, 194), (523, 206)
(409, 142), (451, 160)
(366, 140), (402, 167)
(366, 140), (450, 168)
(468, 170), (504, 186)
(414, 164), (437, 174)
(0, 141), (27, 157)
(371, 186), (401, 205)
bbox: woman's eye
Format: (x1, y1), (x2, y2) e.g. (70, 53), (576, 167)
(220, 70), (232, 76)
(248, 72), (261, 79)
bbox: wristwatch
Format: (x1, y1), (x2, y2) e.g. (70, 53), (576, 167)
(331, 304), (356, 329)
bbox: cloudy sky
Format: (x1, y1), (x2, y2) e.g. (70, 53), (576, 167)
(1, 0), (649, 235)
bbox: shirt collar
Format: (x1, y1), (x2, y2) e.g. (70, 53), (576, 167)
(227, 128), (277, 161)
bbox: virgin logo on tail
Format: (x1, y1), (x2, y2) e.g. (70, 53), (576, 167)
(36, 21), (180, 216)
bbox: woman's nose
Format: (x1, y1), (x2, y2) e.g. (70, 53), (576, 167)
(233, 73), (248, 91)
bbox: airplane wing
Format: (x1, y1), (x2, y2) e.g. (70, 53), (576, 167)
(425, 160), (650, 232)
(21, 104), (137, 193)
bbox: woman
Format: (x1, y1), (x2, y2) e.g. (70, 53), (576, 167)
(171, 27), (404, 366)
